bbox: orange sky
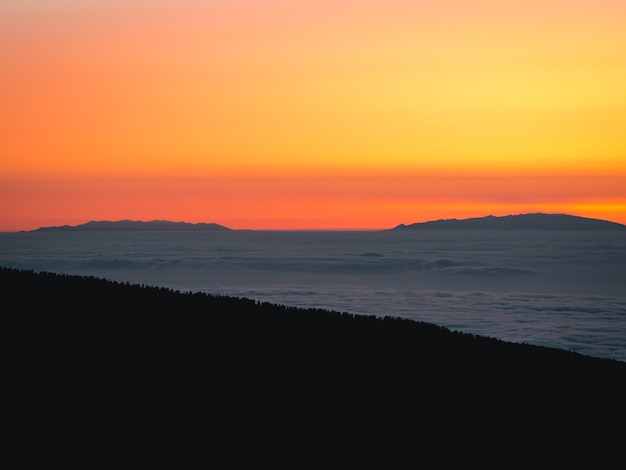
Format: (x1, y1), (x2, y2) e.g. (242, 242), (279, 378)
(2, 0), (625, 230)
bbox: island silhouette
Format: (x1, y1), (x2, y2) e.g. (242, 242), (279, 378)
(24, 213), (625, 232)
(390, 213), (626, 231)
(30, 219), (232, 232)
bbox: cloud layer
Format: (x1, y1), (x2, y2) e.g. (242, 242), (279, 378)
(1, 229), (625, 361)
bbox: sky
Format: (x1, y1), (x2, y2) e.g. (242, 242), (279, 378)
(2, 0), (625, 230)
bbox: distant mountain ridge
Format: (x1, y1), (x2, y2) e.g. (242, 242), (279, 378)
(23, 214), (625, 232)
(390, 213), (626, 231)
(31, 220), (232, 232)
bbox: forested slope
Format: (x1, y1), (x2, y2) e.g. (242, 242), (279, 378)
(3, 266), (624, 459)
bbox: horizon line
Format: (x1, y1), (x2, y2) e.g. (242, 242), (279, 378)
(4, 212), (625, 233)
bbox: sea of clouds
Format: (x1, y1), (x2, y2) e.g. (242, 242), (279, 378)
(1, 230), (625, 361)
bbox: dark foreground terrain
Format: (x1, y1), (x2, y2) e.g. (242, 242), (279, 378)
(3, 266), (625, 463)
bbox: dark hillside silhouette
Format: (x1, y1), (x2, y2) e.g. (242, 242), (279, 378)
(391, 213), (626, 231)
(3, 266), (624, 459)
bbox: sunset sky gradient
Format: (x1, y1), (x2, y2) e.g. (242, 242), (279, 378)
(2, 0), (625, 230)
